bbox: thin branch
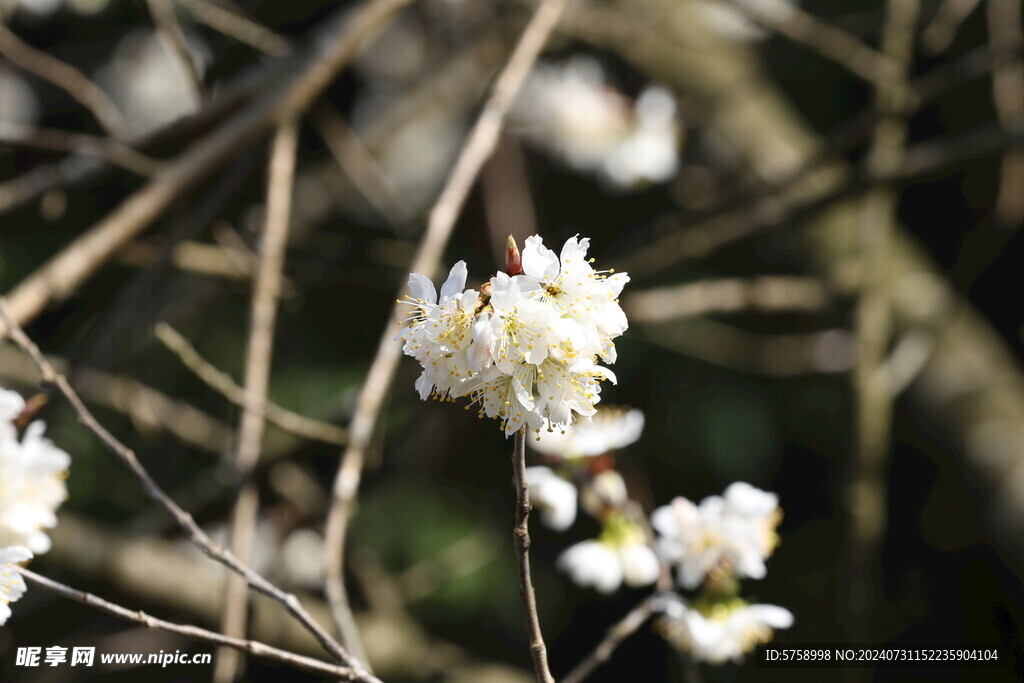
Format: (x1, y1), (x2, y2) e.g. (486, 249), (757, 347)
(146, 0), (206, 101)
(847, 0), (921, 641)
(922, 0), (983, 54)
(986, 0), (1024, 228)
(642, 317), (853, 376)
(561, 593), (662, 683)
(215, 120), (300, 682)
(175, 0), (291, 57)
(0, 23), (129, 138)
(0, 121), (161, 176)
(724, 0), (889, 83)
(617, 122), (1016, 279)
(322, 0), (574, 654)
(0, 0), (414, 338)
(624, 276), (829, 323)
(0, 344), (232, 455)
(312, 107), (410, 226)
(155, 323), (348, 446)
(16, 568), (360, 680)
(511, 427), (555, 683)
(0, 305), (379, 683)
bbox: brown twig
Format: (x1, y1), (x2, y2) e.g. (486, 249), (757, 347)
(511, 427), (555, 683)
(321, 0), (574, 656)
(624, 276), (829, 322)
(922, 0), (983, 54)
(215, 121), (300, 683)
(312, 108), (409, 226)
(155, 322), (348, 446)
(561, 593), (662, 683)
(146, 0), (206, 102)
(0, 121), (161, 176)
(16, 568), (361, 680)
(175, 0), (291, 57)
(0, 23), (129, 138)
(643, 317), (853, 376)
(0, 344), (233, 455)
(986, 0), (1024, 228)
(847, 0), (920, 642)
(0, 0), (414, 338)
(724, 0), (888, 83)
(0, 305), (379, 683)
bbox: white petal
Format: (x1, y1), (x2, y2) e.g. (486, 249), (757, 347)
(522, 235), (560, 281)
(408, 273), (437, 304)
(439, 261), (468, 304)
(559, 235), (591, 267)
(489, 272), (521, 313)
(620, 544), (660, 587)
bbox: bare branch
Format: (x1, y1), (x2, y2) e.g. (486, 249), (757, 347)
(986, 0), (1024, 228)
(0, 23), (129, 137)
(0, 0), (414, 338)
(922, 0), (983, 54)
(322, 0), (575, 658)
(215, 120), (300, 682)
(155, 323), (348, 446)
(0, 121), (161, 176)
(175, 0), (291, 57)
(847, 0), (921, 641)
(0, 305), (378, 683)
(146, 0), (206, 101)
(17, 568), (361, 680)
(724, 0), (888, 83)
(511, 427), (555, 683)
(624, 276), (829, 323)
(561, 593), (662, 683)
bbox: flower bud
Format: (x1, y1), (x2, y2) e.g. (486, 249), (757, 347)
(505, 235), (523, 276)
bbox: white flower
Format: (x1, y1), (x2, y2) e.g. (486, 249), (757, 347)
(657, 595), (793, 664)
(525, 467), (578, 531)
(514, 58), (680, 189)
(531, 407), (644, 459)
(651, 483), (781, 589)
(580, 470), (629, 517)
(0, 545), (32, 626)
(0, 389), (71, 554)
(398, 235), (628, 436)
(558, 516), (659, 593)
(558, 540), (623, 594)
(603, 87), (680, 187)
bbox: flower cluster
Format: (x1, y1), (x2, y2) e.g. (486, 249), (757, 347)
(0, 545), (31, 626)
(398, 235), (629, 436)
(514, 57), (680, 189)
(651, 482), (782, 589)
(524, 407), (658, 594)
(651, 483), (791, 663)
(0, 389), (71, 554)
(657, 593), (794, 664)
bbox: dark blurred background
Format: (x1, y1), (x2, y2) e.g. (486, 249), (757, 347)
(1, 0), (1023, 681)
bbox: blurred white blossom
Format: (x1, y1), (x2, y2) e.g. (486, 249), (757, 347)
(651, 483), (781, 589)
(0, 389), (70, 554)
(0, 68), (39, 125)
(525, 466), (578, 531)
(514, 57), (680, 189)
(657, 594), (793, 663)
(398, 234), (628, 435)
(558, 536), (658, 594)
(531, 406), (644, 459)
(0, 545), (32, 626)
(97, 30), (209, 136)
(579, 469), (629, 518)
(558, 515), (659, 594)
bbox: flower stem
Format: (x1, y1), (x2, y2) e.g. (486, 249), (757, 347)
(511, 426), (555, 683)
